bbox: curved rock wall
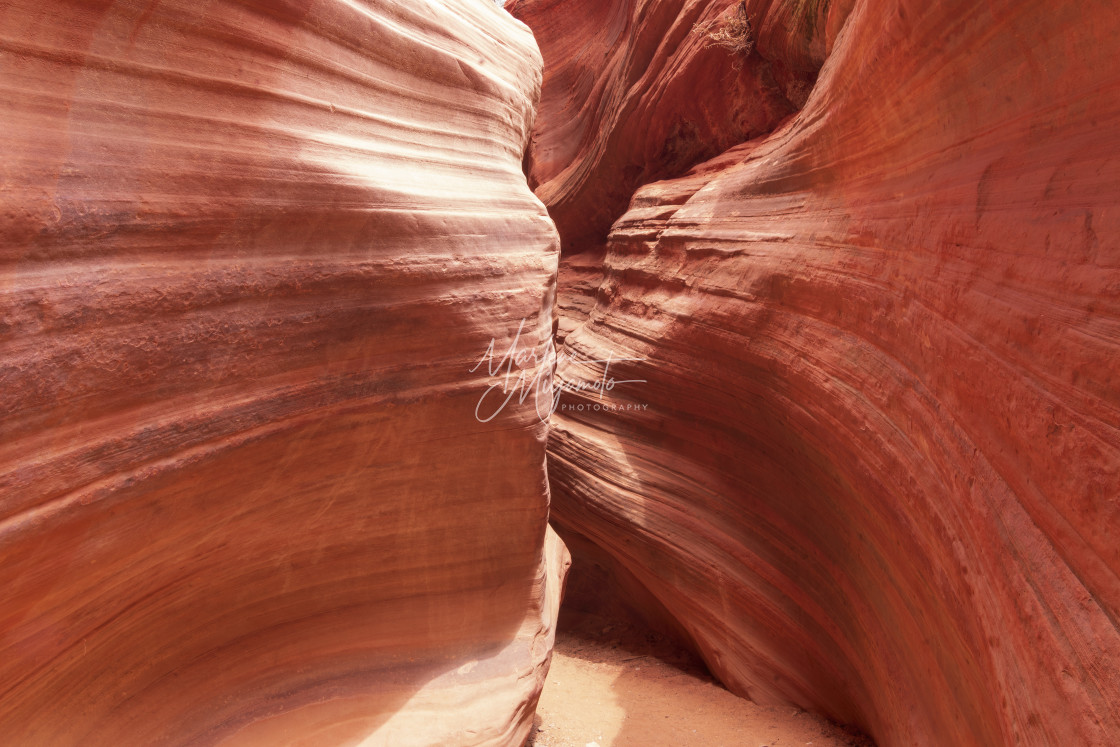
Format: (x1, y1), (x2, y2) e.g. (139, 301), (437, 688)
(0, 1), (563, 744)
(517, 0), (1120, 744)
(507, 0), (818, 254)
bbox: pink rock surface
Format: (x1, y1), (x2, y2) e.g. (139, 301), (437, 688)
(519, 0), (1120, 744)
(0, 1), (564, 744)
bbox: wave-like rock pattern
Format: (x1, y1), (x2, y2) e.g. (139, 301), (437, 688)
(0, 1), (563, 744)
(520, 0), (1120, 743)
(507, 0), (827, 254)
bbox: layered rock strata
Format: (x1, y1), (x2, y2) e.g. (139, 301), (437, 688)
(516, 0), (1120, 744)
(0, 1), (563, 744)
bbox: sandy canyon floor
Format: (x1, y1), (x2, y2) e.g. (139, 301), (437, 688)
(527, 620), (873, 747)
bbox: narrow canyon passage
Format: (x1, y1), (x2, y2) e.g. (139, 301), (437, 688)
(0, 0), (1117, 745)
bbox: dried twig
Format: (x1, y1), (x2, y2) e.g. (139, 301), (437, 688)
(694, 0), (755, 69)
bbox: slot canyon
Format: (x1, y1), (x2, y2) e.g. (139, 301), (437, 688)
(0, 0), (1117, 745)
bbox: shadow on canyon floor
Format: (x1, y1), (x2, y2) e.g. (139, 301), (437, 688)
(526, 611), (874, 747)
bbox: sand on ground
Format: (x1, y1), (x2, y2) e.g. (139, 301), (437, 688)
(527, 622), (872, 747)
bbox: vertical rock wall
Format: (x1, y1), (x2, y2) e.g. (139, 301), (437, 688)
(0, 1), (563, 744)
(515, 0), (1120, 744)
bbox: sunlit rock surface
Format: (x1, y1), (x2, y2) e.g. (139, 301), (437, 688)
(0, 1), (564, 744)
(515, 0), (1120, 744)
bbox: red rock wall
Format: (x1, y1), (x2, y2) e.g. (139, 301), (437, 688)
(508, 0), (814, 253)
(516, 0), (1120, 744)
(0, 1), (564, 744)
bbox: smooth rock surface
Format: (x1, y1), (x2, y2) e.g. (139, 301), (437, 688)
(0, 1), (563, 744)
(518, 0), (1120, 744)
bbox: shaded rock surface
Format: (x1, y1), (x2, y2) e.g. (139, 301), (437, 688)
(507, 0), (822, 255)
(0, 1), (564, 744)
(515, 0), (1120, 744)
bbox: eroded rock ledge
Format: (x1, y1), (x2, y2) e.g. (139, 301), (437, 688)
(514, 0), (1120, 744)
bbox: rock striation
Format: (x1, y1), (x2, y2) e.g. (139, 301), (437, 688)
(515, 0), (1120, 744)
(0, 1), (563, 744)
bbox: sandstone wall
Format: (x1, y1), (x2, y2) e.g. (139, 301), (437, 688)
(514, 0), (1120, 743)
(0, 1), (563, 744)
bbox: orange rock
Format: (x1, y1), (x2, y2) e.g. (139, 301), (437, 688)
(508, 0), (811, 255)
(520, 0), (1120, 744)
(0, 0), (564, 744)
